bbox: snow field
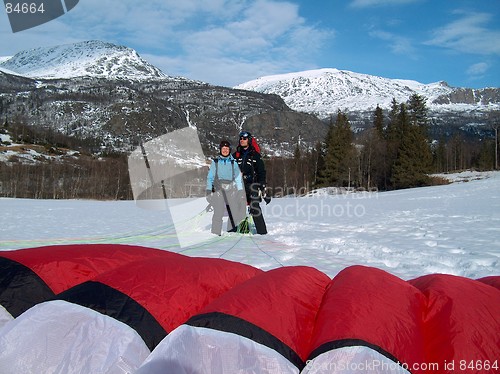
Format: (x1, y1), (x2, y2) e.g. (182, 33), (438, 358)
(1, 171), (499, 280)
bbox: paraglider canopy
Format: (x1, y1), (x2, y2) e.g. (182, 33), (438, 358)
(0, 244), (498, 374)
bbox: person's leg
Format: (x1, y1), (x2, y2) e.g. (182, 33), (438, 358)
(211, 193), (224, 235)
(249, 184), (267, 235)
(220, 189), (237, 232)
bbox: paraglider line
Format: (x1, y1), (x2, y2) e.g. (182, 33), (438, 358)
(217, 234), (244, 258)
(250, 235), (285, 267)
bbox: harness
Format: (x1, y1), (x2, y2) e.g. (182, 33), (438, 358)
(213, 158), (235, 190)
(212, 158), (238, 229)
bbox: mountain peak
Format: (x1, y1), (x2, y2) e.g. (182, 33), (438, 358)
(0, 40), (166, 81)
(236, 68), (499, 118)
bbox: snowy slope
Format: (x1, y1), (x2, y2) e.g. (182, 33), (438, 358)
(1, 170), (498, 280)
(0, 40), (166, 80)
(235, 68), (500, 118)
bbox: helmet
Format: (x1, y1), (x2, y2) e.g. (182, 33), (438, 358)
(239, 131), (251, 139)
(219, 140), (231, 150)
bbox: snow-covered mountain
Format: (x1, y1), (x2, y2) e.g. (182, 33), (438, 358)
(235, 68), (500, 119)
(1, 40), (498, 148)
(0, 40), (166, 81)
(0, 41), (326, 160)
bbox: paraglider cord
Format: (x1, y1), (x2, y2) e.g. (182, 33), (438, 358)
(218, 235), (244, 259)
(249, 235), (285, 268)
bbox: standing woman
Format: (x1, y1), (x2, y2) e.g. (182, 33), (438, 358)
(206, 140), (244, 235)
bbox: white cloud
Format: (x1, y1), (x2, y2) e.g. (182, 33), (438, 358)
(369, 30), (417, 57)
(155, 0), (333, 85)
(350, 0), (420, 8)
(0, 0), (333, 86)
(466, 62), (490, 82)
(0, 14), (80, 55)
(425, 11), (500, 55)
(467, 62), (489, 76)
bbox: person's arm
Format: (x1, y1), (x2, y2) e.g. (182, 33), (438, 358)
(233, 162), (244, 190)
(255, 153), (266, 188)
(206, 160), (216, 192)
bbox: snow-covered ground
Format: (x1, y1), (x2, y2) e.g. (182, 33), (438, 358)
(1, 170), (499, 280)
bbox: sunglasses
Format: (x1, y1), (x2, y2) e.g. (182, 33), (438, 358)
(240, 136), (249, 140)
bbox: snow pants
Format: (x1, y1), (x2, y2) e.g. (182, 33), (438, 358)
(211, 189), (245, 235)
(246, 183), (267, 235)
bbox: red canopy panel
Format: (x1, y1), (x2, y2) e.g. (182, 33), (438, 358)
(0, 244), (171, 293)
(187, 266), (331, 367)
(410, 274), (500, 373)
(0, 244), (176, 317)
(306, 265), (427, 373)
(477, 275), (500, 290)
(55, 255), (263, 350)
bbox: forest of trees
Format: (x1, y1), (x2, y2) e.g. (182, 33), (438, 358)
(0, 157), (131, 200)
(1, 94), (499, 199)
(264, 94), (499, 195)
(0, 122), (132, 199)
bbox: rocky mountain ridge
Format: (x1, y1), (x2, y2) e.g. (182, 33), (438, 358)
(0, 40), (166, 81)
(236, 68), (499, 116)
(1, 40), (498, 165)
(0, 41), (326, 158)
(236, 68), (500, 137)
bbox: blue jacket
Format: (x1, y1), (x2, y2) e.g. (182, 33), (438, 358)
(206, 155), (243, 191)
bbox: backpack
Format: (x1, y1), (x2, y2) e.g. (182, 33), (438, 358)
(250, 137), (261, 154)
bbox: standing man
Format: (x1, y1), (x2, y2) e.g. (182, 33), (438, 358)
(233, 130), (267, 235)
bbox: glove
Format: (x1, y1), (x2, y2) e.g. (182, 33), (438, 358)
(260, 184), (271, 204)
(263, 195), (271, 205)
(205, 190), (213, 204)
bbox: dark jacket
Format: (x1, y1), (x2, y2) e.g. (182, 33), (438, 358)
(233, 146), (266, 187)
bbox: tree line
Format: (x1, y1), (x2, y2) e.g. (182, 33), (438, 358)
(0, 157), (132, 200)
(1, 94), (498, 199)
(0, 121), (132, 200)
(264, 94), (499, 195)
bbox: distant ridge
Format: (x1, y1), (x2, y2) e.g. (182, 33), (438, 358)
(236, 68), (500, 119)
(0, 40), (497, 146)
(0, 40), (166, 81)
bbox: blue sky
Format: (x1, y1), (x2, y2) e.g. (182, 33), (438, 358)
(1, 0), (499, 88)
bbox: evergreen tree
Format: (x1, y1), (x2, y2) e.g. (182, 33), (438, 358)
(477, 140), (496, 171)
(293, 143), (301, 160)
(292, 143), (302, 191)
(367, 105), (390, 190)
(385, 99), (402, 185)
(319, 110), (356, 187)
(373, 105), (385, 138)
(386, 98), (400, 143)
(311, 141), (325, 187)
(391, 99), (433, 188)
(392, 124), (433, 188)
(407, 93), (428, 127)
